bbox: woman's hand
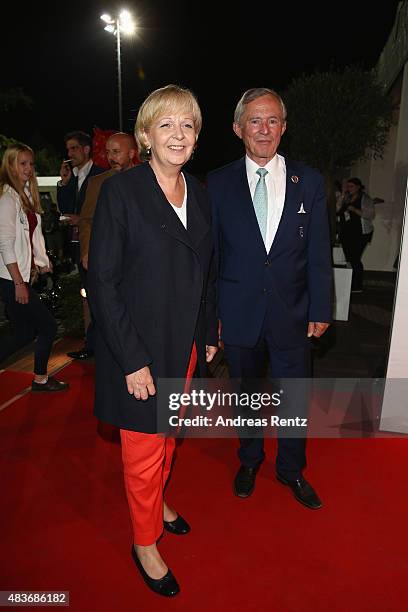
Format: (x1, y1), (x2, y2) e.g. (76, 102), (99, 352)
(206, 345), (218, 363)
(39, 262), (53, 274)
(347, 205), (362, 217)
(125, 366), (156, 400)
(15, 283), (29, 304)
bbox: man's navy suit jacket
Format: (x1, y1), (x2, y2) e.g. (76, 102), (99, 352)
(207, 156), (333, 350)
(57, 163), (105, 215)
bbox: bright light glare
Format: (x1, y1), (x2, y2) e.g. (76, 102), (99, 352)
(100, 13), (112, 23)
(120, 21), (136, 35)
(119, 9), (136, 35)
(104, 24), (115, 33)
(120, 10), (131, 22)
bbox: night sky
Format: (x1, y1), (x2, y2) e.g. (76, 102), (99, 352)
(1, 0), (401, 175)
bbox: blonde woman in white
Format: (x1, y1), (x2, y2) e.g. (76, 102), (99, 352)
(0, 143), (68, 391)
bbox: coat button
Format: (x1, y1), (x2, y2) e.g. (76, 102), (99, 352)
(265, 260), (271, 266)
(160, 223), (166, 229)
(263, 288), (267, 294)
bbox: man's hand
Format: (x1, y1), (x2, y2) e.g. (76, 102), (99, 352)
(125, 366), (156, 400)
(307, 322), (330, 338)
(206, 345), (218, 363)
(81, 254), (89, 270)
(60, 161), (72, 185)
(65, 214), (80, 226)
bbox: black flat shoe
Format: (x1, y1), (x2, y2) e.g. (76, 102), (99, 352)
(31, 376), (69, 392)
(276, 473), (323, 510)
(131, 546), (180, 597)
(163, 514), (190, 535)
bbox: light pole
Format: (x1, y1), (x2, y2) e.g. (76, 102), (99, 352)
(101, 10), (136, 131)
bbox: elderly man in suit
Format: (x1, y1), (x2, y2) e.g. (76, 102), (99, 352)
(207, 87), (332, 509)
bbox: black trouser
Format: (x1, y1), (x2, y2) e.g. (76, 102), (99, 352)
(224, 308), (311, 480)
(71, 242), (94, 351)
(0, 279), (57, 375)
(341, 231), (373, 290)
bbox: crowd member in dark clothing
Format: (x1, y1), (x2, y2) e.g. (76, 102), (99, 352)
(57, 131), (104, 359)
(0, 143), (68, 391)
(337, 177), (375, 292)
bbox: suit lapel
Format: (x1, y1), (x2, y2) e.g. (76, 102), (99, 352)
(268, 159), (303, 257)
(78, 165), (93, 198)
(185, 175), (209, 249)
(143, 163), (201, 253)
(234, 159), (267, 254)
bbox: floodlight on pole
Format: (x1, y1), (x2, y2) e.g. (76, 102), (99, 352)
(100, 10), (137, 131)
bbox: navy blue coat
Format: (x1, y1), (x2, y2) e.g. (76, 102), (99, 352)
(57, 163), (105, 215)
(207, 156), (332, 350)
(87, 163), (217, 433)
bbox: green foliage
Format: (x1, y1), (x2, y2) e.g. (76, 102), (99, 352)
(35, 147), (61, 176)
(0, 134), (18, 159)
(283, 66), (392, 175)
(0, 134), (60, 175)
(0, 87), (60, 175)
(0, 87), (33, 113)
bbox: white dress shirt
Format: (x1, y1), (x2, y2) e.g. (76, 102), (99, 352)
(169, 173), (187, 229)
(73, 159), (93, 191)
(246, 154), (286, 252)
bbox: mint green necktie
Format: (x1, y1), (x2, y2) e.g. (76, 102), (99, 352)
(253, 167), (268, 240)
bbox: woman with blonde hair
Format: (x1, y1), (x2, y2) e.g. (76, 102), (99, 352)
(0, 143), (68, 391)
(88, 85), (217, 596)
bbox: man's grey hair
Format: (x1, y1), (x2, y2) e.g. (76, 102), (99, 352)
(233, 88), (287, 125)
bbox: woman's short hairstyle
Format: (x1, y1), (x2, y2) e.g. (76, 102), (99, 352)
(0, 143), (41, 213)
(234, 87), (287, 125)
(135, 84), (202, 161)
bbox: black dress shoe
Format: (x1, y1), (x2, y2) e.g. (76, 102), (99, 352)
(131, 546), (180, 597)
(234, 465), (258, 498)
(31, 376), (69, 392)
(276, 474), (322, 510)
(163, 514), (190, 535)
(66, 348), (94, 360)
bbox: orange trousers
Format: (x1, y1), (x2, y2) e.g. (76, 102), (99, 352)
(120, 343), (197, 546)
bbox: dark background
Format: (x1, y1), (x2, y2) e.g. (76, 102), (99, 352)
(1, 0), (401, 175)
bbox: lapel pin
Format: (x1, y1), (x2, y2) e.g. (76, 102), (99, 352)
(297, 202), (306, 214)
(299, 226), (304, 238)
(291, 175), (299, 183)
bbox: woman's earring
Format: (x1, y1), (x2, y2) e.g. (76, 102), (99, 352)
(146, 147), (151, 156)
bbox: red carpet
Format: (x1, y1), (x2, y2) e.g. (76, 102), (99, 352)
(0, 370), (33, 405)
(1, 361), (407, 611)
